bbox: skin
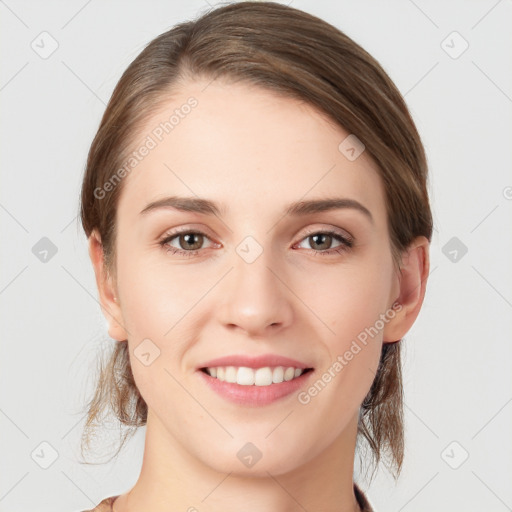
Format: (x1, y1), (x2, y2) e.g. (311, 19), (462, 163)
(88, 78), (429, 512)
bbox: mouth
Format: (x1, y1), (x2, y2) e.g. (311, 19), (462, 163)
(199, 366), (314, 386)
(196, 353), (315, 406)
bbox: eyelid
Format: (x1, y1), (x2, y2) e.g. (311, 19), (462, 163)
(159, 223), (355, 259)
(160, 224), (217, 240)
(159, 223), (354, 244)
(297, 224), (354, 244)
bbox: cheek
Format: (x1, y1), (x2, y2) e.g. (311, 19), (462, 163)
(115, 252), (215, 395)
(116, 247), (206, 335)
(296, 258), (393, 346)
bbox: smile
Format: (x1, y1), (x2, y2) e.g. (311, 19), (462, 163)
(201, 366), (313, 386)
(198, 366), (315, 406)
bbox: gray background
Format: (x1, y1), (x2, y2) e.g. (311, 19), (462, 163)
(1, 0), (511, 511)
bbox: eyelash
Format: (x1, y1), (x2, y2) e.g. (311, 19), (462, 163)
(159, 227), (354, 258)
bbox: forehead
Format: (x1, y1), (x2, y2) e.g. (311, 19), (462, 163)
(116, 78), (387, 227)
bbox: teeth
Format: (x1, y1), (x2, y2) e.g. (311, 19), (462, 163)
(284, 367), (295, 381)
(225, 366), (237, 383)
(255, 367), (273, 386)
(204, 366), (307, 386)
(272, 366), (284, 383)
(238, 366), (255, 385)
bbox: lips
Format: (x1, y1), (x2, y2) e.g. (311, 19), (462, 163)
(197, 364), (314, 406)
(197, 353), (313, 370)
(196, 353), (315, 406)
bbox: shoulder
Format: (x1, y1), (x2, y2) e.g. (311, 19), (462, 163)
(79, 495), (119, 512)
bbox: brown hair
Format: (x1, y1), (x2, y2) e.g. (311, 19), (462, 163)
(79, 1), (433, 483)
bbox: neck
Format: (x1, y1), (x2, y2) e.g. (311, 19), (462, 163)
(115, 409), (362, 512)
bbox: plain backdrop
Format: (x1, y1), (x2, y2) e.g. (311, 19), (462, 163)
(1, 1), (511, 511)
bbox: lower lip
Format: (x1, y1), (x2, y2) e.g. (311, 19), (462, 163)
(197, 369), (314, 406)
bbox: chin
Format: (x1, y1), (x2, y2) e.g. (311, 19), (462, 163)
(197, 437), (314, 478)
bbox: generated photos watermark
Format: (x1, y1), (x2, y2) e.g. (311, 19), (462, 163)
(93, 96), (198, 200)
(297, 301), (402, 405)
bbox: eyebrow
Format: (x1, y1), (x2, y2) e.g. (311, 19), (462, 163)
(139, 196), (373, 224)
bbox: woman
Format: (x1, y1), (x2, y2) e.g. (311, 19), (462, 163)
(78, 2), (432, 511)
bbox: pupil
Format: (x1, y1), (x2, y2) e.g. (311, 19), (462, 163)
(182, 233), (202, 250)
(312, 234), (331, 250)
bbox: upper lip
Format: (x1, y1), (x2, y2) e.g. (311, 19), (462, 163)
(198, 354), (313, 370)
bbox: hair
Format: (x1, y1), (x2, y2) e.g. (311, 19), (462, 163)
(78, 1), (433, 484)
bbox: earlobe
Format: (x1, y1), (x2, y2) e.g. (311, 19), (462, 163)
(88, 229), (128, 342)
(383, 236), (430, 343)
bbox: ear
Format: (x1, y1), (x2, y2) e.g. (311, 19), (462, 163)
(88, 229), (128, 341)
(383, 236), (430, 343)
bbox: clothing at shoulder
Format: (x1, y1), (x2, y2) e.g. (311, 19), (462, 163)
(82, 486), (373, 512)
(80, 495), (119, 512)
(354, 482), (375, 512)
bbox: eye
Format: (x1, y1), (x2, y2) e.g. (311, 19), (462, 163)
(294, 229), (354, 256)
(159, 229), (217, 257)
(159, 227), (354, 258)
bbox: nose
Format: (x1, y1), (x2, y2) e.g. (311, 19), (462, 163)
(216, 244), (294, 338)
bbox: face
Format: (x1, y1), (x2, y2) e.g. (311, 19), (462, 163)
(102, 78), (405, 476)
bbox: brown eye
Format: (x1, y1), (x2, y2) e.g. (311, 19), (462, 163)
(178, 233), (204, 251)
(295, 229), (354, 256)
(159, 230), (216, 257)
(308, 233), (334, 251)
